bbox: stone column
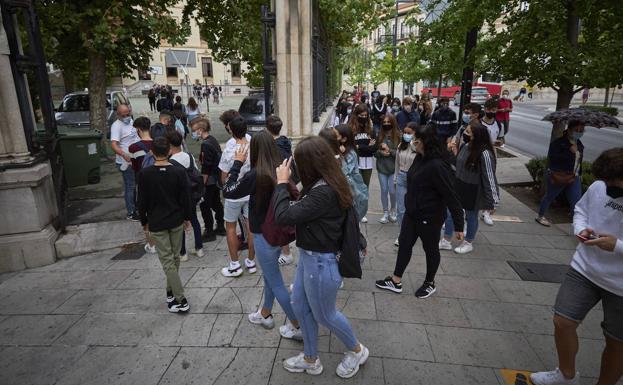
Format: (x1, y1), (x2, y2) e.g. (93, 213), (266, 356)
(274, 0), (313, 140)
(0, 7), (59, 272)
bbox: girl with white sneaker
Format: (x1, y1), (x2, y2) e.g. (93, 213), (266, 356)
(374, 114), (400, 224)
(273, 137), (369, 378)
(222, 131), (302, 341)
(440, 121), (499, 254)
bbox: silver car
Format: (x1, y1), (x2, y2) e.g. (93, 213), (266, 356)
(54, 90), (132, 129)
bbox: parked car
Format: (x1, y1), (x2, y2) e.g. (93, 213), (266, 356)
(54, 90), (132, 129)
(238, 93), (273, 134)
(453, 86), (491, 106)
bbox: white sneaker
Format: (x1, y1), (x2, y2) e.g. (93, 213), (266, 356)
(438, 238), (452, 250)
(378, 212), (389, 224)
(360, 216), (368, 223)
(221, 261), (243, 277)
(482, 211), (494, 226)
(336, 343), (369, 379)
(144, 243), (156, 254)
(194, 248), (204, 258)
(283, 352), (323, 375)
(454, 240), (474, 254)
(248, 309), (275, 329)
(389, 211), (398, 223)
(245, 258), (257, 274)
(394, 238), (399, 247)
(180, 253), (189, 262)
(279, 321), (303, 340)
(530, 368), (579, 385)
(278, 254), (293, 265)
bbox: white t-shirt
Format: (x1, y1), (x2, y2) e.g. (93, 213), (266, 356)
(219, 134), (252, 202)
(571, 181), (623, 297)
(110, 119), (139, 164)
(169, 151), (196, 169)
(481, 119), (499, 144)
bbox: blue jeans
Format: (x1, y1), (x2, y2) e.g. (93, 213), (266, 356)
(292, 248), (358, 358)
(444, 208), (479, 242)
(253, 233), (297, 322)
(377, 172), (396, 212)
(118, 164), (135, 215)
(181, 207), (203, 255)
(396, 170), (408, 226)
(538, 171), (582, 217)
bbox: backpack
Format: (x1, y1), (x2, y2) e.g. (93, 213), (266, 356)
(176, 117), (189, 137)
(262, 181), (299, 246)
(136, 141), (155, 169)
(336, 205), (365, 279)
(169, 154), (205, 204)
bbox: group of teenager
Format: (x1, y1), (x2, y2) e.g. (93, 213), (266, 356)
(109, 88), (623, 383)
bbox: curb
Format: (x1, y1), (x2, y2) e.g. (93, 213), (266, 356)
(55, 219), (144, 259)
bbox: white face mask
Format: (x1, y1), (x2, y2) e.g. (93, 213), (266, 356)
(501, 94), (508, 99)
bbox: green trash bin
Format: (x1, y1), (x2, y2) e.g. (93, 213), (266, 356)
(56, 127), (103, 187)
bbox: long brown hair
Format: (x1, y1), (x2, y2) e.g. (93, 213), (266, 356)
(318, 127), (340, 156)
(188, 97), (198, 110)
(250, 131), (283, 208)
(348, 103), (372, 136)
(465, 121), (495, 169)
(294, 137), (353, 209)
(378, 113), (400, 146)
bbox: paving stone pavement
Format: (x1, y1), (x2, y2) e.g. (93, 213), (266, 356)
(2, 179), (622, 384)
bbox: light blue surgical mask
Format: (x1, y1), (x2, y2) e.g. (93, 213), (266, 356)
(191, 131), (200, 140)
(121, 116), (132, 125)
(572, 131), (583, 141)
(403, 133), (413, 143)
(462, 115), (470, 124)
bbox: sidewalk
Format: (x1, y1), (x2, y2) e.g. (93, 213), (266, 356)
(1, 165), (618, 385)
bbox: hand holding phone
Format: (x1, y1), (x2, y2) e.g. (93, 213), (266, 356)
(576, 233), (598, 242)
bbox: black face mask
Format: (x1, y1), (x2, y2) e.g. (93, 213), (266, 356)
(606, 185), (623, 199)
(485, 112), (496, 119)
(357, 116), (368, 125)
(382, 124), (392, 131)
(462, 134), (471, 143)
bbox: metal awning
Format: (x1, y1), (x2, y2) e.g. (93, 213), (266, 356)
(165, 50), (196, 68)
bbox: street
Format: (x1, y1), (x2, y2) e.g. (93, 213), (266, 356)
(493, 103), (622, 162)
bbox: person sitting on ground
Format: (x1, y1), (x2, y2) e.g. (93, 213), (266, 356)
(137, 136), (192, 313)
(536, 120), (585, 227)
(166, 130), (203, 262)
(530, 147), (623, 385)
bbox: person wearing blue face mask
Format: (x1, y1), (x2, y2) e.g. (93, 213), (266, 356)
(392, 122), (418, 246)
(536, 120), (586, 226)
(111, 104), (140, 220)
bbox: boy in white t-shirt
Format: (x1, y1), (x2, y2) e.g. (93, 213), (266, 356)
(218, 115), (256, 277)
(530, 148), (623, 385)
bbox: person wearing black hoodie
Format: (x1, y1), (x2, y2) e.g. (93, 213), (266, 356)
(350, 103), (377, 223)
(375, 124), (465, 299)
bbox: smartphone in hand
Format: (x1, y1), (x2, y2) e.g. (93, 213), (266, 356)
(576, 233), (598, 242)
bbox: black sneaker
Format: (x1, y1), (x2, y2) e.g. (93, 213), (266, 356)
(166, 290), (174, 304)
(375, 276), (403, 293)
(415, 281), (436, 299)
(168, 297), (190, 313)
(202, 231), (216, 242)
(215, 226), (226, 236)
(126, 212), (140, 221)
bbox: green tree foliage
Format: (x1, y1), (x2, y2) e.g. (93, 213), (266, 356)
(188, 0), (394, 88)
(38, 0), (190, 133)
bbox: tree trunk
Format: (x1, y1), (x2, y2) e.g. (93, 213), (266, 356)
(551, 83), (574, 140)
(88, 51), (108, 137)
(63, 68), (76, 94)
(436, 74), (442, 100)
(604, 86), (610, 107)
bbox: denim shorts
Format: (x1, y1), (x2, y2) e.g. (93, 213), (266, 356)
(554, 268), (623, 342)
(223, 199), (249, 222)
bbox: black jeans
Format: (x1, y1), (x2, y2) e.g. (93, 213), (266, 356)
(394, 213), (443, 283)
(200, 184), (224, 233)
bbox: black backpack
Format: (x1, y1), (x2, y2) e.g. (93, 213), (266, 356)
(336, 206), (365, 279)
(169, 154), (205, 205)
